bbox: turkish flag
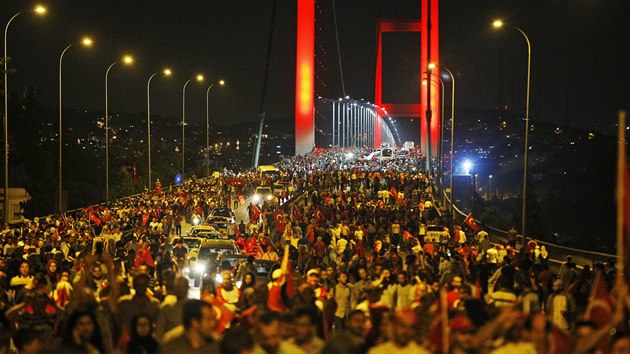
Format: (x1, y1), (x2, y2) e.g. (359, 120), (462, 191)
(236, 235), (247, 250)
(585, 274), (616, 352)
(142, 213), (150, 226)
(273, 211), (286, 233)
(463, 213), (480, 232)
(89, 212), (101, 226)
(249, 203), (261, 222)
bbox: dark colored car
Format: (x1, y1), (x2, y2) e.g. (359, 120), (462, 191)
(209, 207), (236, 221)
(187, 239), (240, 287)
(211, 254), (280, 286)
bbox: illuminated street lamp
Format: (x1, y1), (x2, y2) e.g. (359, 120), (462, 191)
(182, 74), (204, 179)
(104, 55), (133, 203)
(58, 37), (93, 212)
(3, 5), (46, 221)
(493, 19), (532, 242)
(146, 68), (172, 190)
(206, 79), (225, 177)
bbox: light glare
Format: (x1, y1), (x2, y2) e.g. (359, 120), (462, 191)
(82, 38), (93, 47)
(123, 55), (134, 64)
(196, 74), (204, 82)
(163, 68), (172, 76)
(493, 20), (503, 28)
(35, 6), (46, 14)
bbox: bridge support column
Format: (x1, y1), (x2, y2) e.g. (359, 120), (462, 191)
(295, 0), (315, 155)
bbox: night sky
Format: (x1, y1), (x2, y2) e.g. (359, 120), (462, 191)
(2, 0), (628, 134)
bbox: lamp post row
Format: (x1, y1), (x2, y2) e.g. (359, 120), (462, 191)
(4, 5), (225, 217)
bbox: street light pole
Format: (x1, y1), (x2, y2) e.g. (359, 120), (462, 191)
(182, 74), (204, 181)
(517, 26), (532, 243)
(182, 79), (191, 181)
(493, 20), (532, 242)
(441, 67), (456, 216)
(205, 79), (224, 178)
(3, 6), (46, 222)
(104, 55), (133, 204)
(104, 62), (116, 204)
(58, 44), (72, 213)
(58, 37), (92, 212)
(146, 68), (172, 190)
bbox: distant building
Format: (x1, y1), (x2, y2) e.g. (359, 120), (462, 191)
(0, 188), (31, 224)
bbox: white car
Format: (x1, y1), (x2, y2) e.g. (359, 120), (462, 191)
(252, 186), (274, 204)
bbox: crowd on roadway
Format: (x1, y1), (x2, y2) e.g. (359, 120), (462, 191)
(0, 146), (628, 354)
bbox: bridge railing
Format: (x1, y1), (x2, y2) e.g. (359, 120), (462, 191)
(442, 189), (616, 267)
(314, 97), (398, 148)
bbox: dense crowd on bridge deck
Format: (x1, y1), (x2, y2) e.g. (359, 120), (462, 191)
(0, 146), (627, 354)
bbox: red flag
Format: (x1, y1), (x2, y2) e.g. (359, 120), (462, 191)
(268, 245), (295, 312)
(249, 203), (261, 222)
(390, 186), (398, 200)
(142, 213), (150, 226)
(236, 235), (247, 250)
(339, 190), (346, 207)
(134, 244), (155, 268)
(89, 211), (101, 226)
(584, 273), (616, 352)
(272, 210), (286, 233)
(549, 324), (573, 354)
(585, 274), (616, 328)
(463, 213), (480, 232)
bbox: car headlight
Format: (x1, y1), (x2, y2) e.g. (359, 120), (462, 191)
(253, 195), (261, 203)
(215, 273), (223, 283)
(266, 194), (273, 201)
(194, 263), (206, 273)
(236, 280), (242, 288)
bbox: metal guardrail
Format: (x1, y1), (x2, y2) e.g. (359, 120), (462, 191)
(443, 190), (615, 267)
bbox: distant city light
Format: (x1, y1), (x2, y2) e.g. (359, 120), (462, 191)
(462, 160), (473, 175)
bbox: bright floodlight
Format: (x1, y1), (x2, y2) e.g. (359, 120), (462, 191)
(123, 55), (133, 64)
(346, 152), (354, 159)
(35, 5), (46, 14)
(422, 79), (427, 85)
(81, 37), (93, 47)
(219, 80), (225, 86)
(163, 68), (172, 76)
(462, 160), (473, 175)
(196, 74), (204, 82)
(493, 20), (504, 28)
(428, 63), (436, 70)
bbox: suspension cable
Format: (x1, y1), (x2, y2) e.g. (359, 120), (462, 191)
(331, 0), (346, 97)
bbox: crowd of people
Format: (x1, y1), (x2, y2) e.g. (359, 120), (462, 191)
(0, 147), (628, 354)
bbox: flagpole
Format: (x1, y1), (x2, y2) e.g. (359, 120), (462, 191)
(616, 110), (626, 292)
